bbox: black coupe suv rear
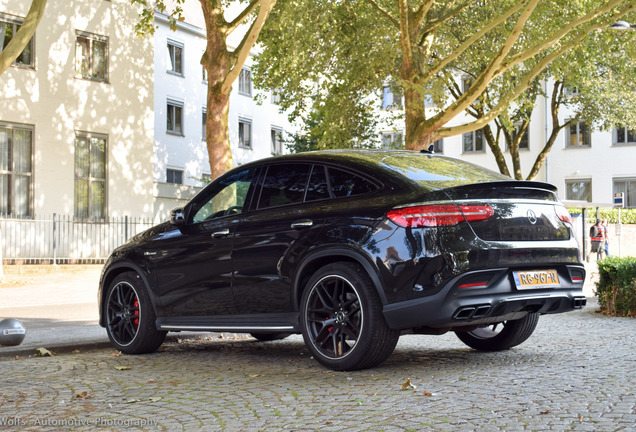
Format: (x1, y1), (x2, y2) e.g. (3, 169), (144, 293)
(99, 150), (586, 370)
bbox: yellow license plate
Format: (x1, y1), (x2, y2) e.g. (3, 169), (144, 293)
(513, 270), (560, 290)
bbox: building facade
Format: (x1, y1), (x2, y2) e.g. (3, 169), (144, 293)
(1, 0), (155, 220)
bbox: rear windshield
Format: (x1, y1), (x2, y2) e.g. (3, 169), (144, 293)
(379, 154), (510, 190)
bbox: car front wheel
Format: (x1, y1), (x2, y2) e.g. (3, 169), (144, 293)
(105, 272), (166, 354)
(300, 262), (400, 371)
(454, 312), (540, 351)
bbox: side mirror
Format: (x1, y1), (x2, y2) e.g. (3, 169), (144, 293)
(170, 207), (186, 226)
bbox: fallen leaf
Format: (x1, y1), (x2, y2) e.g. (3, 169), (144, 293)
(126, 398), (140, 404)
(114, 366), (131, 371)
(147, 379), (155, 383)
(72, 350), (80, 354)
(422, 391), (433, 397)
(148, 397), (162, 402)
(540, 409), (550, 415)
(74, 392), (93, 400)
(35, 347), (54, 357)
(401, 378), (416, 390)
(111, 351), (122, 357)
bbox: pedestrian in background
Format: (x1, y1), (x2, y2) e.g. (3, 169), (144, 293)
(601, 219), (610, 258)
(587, 219), (605, 262)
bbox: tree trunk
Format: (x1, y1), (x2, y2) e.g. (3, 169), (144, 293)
(205, 85), (233, 180)
(483, 125), (511, 177)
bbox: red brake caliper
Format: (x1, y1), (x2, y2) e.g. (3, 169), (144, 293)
(133, 298), (139, 327)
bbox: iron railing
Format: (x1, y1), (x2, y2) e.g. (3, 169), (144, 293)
(0, 214), (154, 264)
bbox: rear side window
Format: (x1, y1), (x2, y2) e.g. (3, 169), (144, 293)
(305, 165), (330, 201)
(257, 164), (310, 209)
(328, 167), (378, 198)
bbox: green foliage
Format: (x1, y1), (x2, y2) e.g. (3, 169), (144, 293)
(596, 257), (636, 317)
(130, 0), (185, 37)
(567, 208), (636, 224)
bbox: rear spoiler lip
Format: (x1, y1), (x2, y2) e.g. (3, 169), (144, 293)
(444, 180), (558, 193)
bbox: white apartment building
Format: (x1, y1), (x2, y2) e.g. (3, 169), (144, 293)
(151, 8), (294, 221)
(1, 0), (155, 220)
(1, 1), (294, 224)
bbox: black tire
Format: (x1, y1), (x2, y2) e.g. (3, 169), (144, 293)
(300, 262), (400, 371)
(250, 333), (291, 342)
(105, 272), (166, 354)
(455, 312), (540, 351)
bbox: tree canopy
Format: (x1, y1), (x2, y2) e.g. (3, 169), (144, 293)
(253, 0), (636, 157)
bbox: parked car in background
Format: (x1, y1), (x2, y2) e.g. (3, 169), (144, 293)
(98, 150), (586, 370)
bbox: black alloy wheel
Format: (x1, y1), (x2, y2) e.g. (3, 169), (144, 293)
(455, 312), (540, 351)
(105, 272), (166, 354)
(300, 262), (399, 371)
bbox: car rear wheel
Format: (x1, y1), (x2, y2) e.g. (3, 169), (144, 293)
(454, 312), (540, 351)
(300, 262), (400, 371)
(105, 272), (166, 354)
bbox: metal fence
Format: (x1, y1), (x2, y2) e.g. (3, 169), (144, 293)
(0, 214), (154, 264)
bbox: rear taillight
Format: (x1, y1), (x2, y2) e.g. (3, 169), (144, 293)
(387, 204), (494, 228)
(555, 206), (572, 224)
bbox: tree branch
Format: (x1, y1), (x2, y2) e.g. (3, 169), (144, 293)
(227, 0), (261, 35)
(364, 0), (400, 29)
(0, 0), (47, 76)
(223, 0), (276, 93)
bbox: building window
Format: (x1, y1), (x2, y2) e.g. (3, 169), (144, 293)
(432, 138), (443, 154)
(239, 118), (252, 149)
(567, 120), (591, 148)
(614, 126), (636, 146)
(463, 129), (484, 153)
(202, 109), (206, 141)
(166, 169), (183, 184)
(271, 89), (281, 105)
(0, 123), (33, 217)
(239, 68), (252, 96)
(167, 40), (183, 75)
(75, 31), (108, 82)
(74, 132), (106, 220)
(382, 86), (402, 109)
(565, 179), (591, 202)
(271, 127), (283, 154)
(167, 100), (184, 135)
(381, 132), (403, 149)
(1, 14), (34, 68)
(613, 178), (636, 209)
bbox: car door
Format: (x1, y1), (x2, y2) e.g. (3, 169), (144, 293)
(231, 163), (328, 314)
(147, 167), (258, 317)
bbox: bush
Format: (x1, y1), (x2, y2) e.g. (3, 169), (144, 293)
(595, 257), (636, 317)
(567, 208), (636, 224)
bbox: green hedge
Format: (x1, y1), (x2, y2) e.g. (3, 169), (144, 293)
(595, 257), (636, 317)
(567, 208), (636, 224)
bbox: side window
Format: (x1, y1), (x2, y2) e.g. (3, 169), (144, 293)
(305, 165), (330, 202)
(191, 169), (254, 223)
(328, 167), (378, 198)
(257, 164), (310, 209)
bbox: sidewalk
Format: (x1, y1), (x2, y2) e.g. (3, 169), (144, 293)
(0, 262), (601, 358)
(0, 265), (108, 357)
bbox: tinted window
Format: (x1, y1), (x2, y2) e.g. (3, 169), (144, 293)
(191, 169), (254, 223)
(328, 167), (378, 198)
(257, 164), (310, 209)
(305, 165), (330, 201)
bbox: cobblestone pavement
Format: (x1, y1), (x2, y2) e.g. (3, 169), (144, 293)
(0, 302), (634, 432)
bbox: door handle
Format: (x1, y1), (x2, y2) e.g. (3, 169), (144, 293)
(211, 229), (230, 238)
(291, 220), (313, 229)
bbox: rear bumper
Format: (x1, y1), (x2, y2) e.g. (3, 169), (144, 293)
(383, 264), (586, 330)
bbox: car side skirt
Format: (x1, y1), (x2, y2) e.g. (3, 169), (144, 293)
(156, 313), (299, 333)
